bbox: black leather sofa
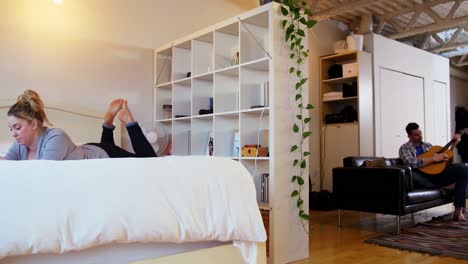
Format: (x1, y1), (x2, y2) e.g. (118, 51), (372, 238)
(332, 156), (453, 235)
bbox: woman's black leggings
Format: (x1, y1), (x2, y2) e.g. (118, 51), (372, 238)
(88, 123), (157, 158)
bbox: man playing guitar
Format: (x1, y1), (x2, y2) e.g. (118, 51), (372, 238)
(399, 122), (468, 221)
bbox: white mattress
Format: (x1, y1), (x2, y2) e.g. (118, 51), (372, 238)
(0, 156), (266, 263)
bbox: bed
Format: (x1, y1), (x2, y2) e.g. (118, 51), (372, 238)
(0, 102), (267, 264)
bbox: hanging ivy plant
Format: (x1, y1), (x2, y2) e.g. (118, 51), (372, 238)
(280, 0), (317, 234)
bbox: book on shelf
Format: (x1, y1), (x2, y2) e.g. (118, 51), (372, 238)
(232, 130), (240, 157)
(260, 173), (269, 203)
(187, 129), (191, 155)
(261, 81), (269, 107)
(205, 130), (214, 156)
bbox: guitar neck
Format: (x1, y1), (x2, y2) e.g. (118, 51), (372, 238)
(437, 139), (455, 153)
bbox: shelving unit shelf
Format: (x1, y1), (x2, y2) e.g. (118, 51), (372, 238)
(319, 51), (373, 192)
(153, 3), (309, 263)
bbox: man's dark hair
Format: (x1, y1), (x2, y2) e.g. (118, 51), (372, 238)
(405, 122), (419, 135)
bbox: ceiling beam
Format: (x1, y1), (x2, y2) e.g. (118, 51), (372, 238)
(439, 48), (468, 58)
(450, 66), (468, 80)
(446, 0), (463, 21)
(448, 27), (462, 44)
(458, 54), (467, 64)
(432, 33), (445, 46)
(453, 60), (468, 67)
(388, 15), (468, 39)
(428, 41), (468, 53)
(311, 0), (383, 20)
(381, 0), (453, 21)
(310, 0), (321, 14)
(419, 33), (431, 49)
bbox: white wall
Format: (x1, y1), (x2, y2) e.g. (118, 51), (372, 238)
(0, 0), (258, 49)
(0, 0), (259, 149)
(0, 26), (154, 149)
(308, 20), (349, 192)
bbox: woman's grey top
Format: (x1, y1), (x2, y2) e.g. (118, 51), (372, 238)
(4, 127), (109, 160)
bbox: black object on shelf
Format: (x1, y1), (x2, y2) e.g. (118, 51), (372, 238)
(341, 105), (357, 122)
(325, 105), (358, 124)
(325, 113), (345, 124)
(328, 64), (343, 79)
(250, 105), (265, 109)
(175, 115), (190, 118)
(199, 109), (213, 115)
(343, 82), (358, 97)
(186, 72), (191, 78)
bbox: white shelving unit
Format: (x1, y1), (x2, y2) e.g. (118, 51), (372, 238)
(319, 51), (373, 191)
(153, 3), (309, 263)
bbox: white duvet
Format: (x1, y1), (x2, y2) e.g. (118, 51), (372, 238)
(0, 156), (266, 263)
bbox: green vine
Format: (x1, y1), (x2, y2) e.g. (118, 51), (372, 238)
(280, 0), (317, 234)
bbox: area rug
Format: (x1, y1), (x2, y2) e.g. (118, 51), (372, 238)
(365, 212), (468, 260)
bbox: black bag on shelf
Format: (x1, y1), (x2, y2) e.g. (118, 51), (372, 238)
(328, 64), (343, 79)
(325, 113), (345, 124)
(343, 82), (357, 97)
(340, 105), (358, 122)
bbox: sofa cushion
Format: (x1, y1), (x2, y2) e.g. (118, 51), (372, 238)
(407, 189), (442, 205)
(344, 156), (394, 167)
(362, 157), (387, 167)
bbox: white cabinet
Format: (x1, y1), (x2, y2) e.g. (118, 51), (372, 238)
(365, 34), (450, 156)
(322, 124), (359, 191)
(153, 3), (308, 263)
(379, 68), (425, 158)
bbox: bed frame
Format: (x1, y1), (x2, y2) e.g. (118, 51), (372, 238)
(1, 242), (266, 264)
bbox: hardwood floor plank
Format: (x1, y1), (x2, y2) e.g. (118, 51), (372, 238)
(291, 204), (468, 263)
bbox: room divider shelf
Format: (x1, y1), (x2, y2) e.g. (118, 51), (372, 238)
(153, 3), (310, 262)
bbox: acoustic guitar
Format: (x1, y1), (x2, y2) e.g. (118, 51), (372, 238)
(417, 128), (468, 175)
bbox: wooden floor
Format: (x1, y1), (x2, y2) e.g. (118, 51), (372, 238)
(292, 204), (468, 264)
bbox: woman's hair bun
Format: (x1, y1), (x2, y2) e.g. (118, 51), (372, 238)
(17, 89), (43, 112)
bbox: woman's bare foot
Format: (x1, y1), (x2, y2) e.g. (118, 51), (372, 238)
(104, 99), (123, 126)
(453, 208), (466, 222)
(118, 100), (135, 125)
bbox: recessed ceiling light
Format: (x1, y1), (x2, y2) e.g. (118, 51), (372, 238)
(54, 0), (63, 4)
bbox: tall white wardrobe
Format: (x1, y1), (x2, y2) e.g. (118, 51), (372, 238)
(365, 34), (451, 158)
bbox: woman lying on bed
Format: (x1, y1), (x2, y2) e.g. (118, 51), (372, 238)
(0, 89), (156, 160)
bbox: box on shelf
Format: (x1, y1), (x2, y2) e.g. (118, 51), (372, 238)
(342, 62), (358, 78)
(242, 145), (268, 157)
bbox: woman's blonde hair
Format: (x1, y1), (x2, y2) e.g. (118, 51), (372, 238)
(8, 89), (51, 127)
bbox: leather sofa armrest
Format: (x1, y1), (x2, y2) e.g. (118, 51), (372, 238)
(332, 167), (408, 215)
(390, 165), (413, 191)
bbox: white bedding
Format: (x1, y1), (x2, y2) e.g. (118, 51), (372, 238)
(0, 141), (12, 157)
(0, 156), (266, 263)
